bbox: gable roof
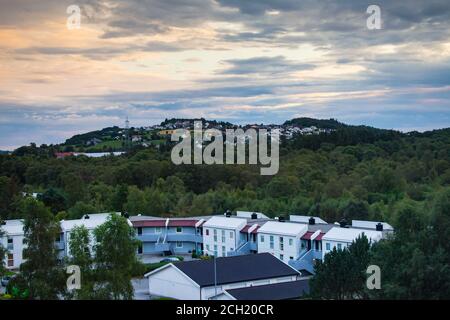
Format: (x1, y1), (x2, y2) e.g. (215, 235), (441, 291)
(225, 280), (310, 300)
(168, 253), (299, 287)
(203, 216), (247, 229)
(323, 227), (383, 243)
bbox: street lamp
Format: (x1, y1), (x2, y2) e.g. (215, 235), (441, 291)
(202, 249), (218, 297)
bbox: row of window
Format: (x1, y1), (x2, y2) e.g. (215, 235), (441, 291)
(205, 228), (234, 243)
(325, 242), (343, 251)
(205, 244), (233, 256)
(260, 235), (294, 251)
(136, 226), (184, 236)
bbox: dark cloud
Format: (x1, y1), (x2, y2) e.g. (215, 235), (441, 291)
(219, 56), (315, 75)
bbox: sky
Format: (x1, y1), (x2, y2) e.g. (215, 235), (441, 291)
(0, 0), (450, 150)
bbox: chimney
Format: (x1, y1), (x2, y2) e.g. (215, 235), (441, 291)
(84, 214), (90, 219)
(251, 213), (258, 219)
(309, 217), (316, 225)
(122, 212), (130, 218)
(376, 222), (383, 231)
(225, 210), (232, 217)
(339, 218), (347, 228)
(278, 216), (285, 222)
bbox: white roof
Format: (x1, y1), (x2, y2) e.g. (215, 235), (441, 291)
(203, 216), (247, 230)
(1, 220), (24, 236)
(236, 211), (269, 219)
(351, 220), (394, 231)
(258, 221), (308, 237)
(289, 215), (327, 224)
(323, 227), (383, 243)
(60, 213), (114, 232)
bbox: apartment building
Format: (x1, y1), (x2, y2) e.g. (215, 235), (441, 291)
(131, 216), (204, 259)
(202, 216), (247, 257)
(0, 219), (25, 270)
(257, 221), (308, 263)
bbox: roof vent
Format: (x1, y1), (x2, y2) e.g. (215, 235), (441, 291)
(251, 213), (258, 219)
(278, 216), (285, 222)
(84, 214), (90, 219)
(309, 217), (316, 225)
(0, 221), (6, 225)
(225, 210), (232, 217)
(376, 222), (383, 231)
(339, 218), (347, 228)
(122, 212), (130, 218)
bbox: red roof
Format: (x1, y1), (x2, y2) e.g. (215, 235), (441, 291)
(132, 220), (166, 227)
(168, 220), (198, 227)
(301, 231), (315, 240)
(132, 219), (199, 228)
(315, 232), (325, 241)
(240, 224), (260, 234)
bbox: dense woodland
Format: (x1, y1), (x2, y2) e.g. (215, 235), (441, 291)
(1, 119), (450, 299)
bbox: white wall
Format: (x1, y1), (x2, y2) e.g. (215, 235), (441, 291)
(148, 266), (201, 300)
(257, 233), (301, 262)
(203, 227), (241, 257)
(322, 240), (350, 259)
(1, 234), (25, 270)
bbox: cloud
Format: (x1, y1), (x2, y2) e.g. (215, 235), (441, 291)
(218, 56), (315, 75)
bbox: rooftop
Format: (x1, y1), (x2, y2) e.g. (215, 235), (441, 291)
(203, 216), (247, 229)
(290, 215), (328, 224)
(351, 220), (394, 231)
(224, 279), (309, 300)
(322, 227), (383, 243)
(150, 253), (299, 287)
(258, 221), (308, 237)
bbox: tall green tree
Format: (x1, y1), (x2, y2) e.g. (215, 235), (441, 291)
(66, 225), (94, 299)
(20, 198), (65, 299)
(93, 214), (140, 299)
(310, 235), (371, 299)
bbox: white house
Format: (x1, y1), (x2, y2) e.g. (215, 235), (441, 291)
(321, 227), (383, 259)
(0, 219), (25, 270)
(202, 216), (247, 257)
(257, 221), (308, 263)
(144, 253), (301, 300)
(351, 220), (394, 231)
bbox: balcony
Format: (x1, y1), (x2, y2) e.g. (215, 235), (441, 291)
(136, 234), (160, 242)
(154, 242), (170, 251)
(166, 234), (203, 243)
(288, 249), (322, 275)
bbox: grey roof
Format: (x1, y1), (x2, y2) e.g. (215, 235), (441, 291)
(173, 253), (299, 287)
(225, 280), (310, 300)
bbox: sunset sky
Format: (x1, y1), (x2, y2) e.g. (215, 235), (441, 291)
(1, 0), (450, 149)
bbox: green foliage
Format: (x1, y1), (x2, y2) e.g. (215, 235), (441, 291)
(93, 214), (140, 299)
(19, 198), (65, 299)
(310, 235), (371, 299)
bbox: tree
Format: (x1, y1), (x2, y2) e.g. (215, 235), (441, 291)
(93, 214), (140, 299)
(310, 235), (371, 299)
(66, 225), (94, 299)
(20, 198), (65, 299)
(0, 218), (5, 277)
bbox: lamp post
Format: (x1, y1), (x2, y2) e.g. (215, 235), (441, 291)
(202, 249), (218, 297)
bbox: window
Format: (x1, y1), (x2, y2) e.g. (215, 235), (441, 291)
(337, 243), (342, 250)
(206, 244), (210, 252)
(279, 237), (284, 251)
(260, 235), (264, 243)
(137, 227), (142, 236)
(230, 231), (234, 239)
(206, 229), (209, 236)
(222, 246), (225, 255)
(221, 230), (225, 242)
(269, 236), (274, 249)
(7, 238), (13, 250)
(137, 245), (143, 254)
(289, 238), (293, 246)
(326, 243), (331, 251)
(213, 229), (217, 242)
(155, 227), (161, 233)
(176, 227), (183, 233)
(214, 245), (218, 257)
(176, 241), (183, 248)
(280, 254), (284, 261)
(7, 254), (13, 267)
(289, 256), (294, 260)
